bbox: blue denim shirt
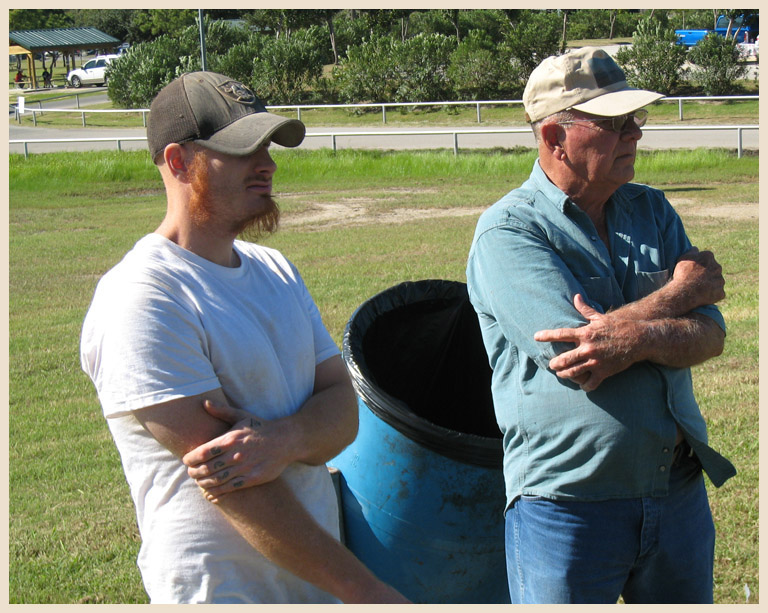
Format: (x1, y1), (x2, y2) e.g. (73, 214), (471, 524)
(467, 161), (735, 509)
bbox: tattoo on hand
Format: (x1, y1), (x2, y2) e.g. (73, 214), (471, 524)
(213, 460), (225, 469)
(233, 480), (244, 488)
(249, 418), (261, 428)
(211, 446), (222, 456)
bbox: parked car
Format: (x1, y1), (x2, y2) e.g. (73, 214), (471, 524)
(67, 54), (119, 88)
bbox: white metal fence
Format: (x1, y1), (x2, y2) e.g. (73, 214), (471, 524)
(9, 95), (759, 158)
(11, 94), (759, 126)
(9, 124), (759, 159)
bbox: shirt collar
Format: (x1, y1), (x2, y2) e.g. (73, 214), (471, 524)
(530, 158), (633, 218)
(529, 159), (575, 213)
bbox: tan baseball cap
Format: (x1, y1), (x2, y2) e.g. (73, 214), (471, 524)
(523, 47), (664, 123)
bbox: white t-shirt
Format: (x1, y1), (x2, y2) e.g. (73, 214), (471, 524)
(80, 234), (342, 603)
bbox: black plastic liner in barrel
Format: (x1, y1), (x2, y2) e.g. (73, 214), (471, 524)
(342, 279), (501, 467)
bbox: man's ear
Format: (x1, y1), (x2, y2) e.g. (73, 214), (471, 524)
(540, 122), (567, 162)
(163, 143), (192, 180)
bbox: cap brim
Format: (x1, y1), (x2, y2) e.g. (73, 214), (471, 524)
(194, 112), (305, 156)
(571, 88), (664, 117)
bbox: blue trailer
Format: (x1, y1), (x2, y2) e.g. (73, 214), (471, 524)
(675, 14), (758, 46)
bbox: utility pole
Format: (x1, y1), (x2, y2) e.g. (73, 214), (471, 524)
(198, 9), (208, 71)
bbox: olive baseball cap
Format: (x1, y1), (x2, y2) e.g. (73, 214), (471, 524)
(147, 71), (305, 160)
(523, 47), (664, 123)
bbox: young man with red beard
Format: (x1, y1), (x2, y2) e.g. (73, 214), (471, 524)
(80, 72), (409, 604)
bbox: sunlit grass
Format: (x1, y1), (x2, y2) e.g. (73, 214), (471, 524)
(9, 148), (758, 603)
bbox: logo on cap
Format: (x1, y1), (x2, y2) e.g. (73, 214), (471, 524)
(587, 57), (625, 89)
(218, 80), (256, 104)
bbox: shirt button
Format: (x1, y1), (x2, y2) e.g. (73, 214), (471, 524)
(663, 447), (670, 453)
(591, 236), (598, 241)
(659, 465), (667, 472)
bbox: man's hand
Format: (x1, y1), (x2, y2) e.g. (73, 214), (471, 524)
(670, 247), (726, 310)
(182, 400), (296, 502)
(534, 294), (646, 392)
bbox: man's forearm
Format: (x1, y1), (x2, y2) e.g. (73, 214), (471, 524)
(216, 476), (406, 603)
(637, 312), (725, 369)
(135, 394), (407, 603)
(280, 376), (358, 466)
(183, 356), (358, 496)
(609, 247), (725, 322)
(536, 295), (724, 391)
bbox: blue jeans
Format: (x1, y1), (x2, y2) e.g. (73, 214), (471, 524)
(505, 450), (715, 603)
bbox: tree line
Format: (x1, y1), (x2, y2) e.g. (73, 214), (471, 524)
(10, 9), (757, 106)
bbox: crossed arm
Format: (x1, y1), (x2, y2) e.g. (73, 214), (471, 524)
(535, 248), (726, 392)
(134, 355), (409, 603)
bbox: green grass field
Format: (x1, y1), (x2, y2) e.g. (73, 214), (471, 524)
(9, 147), (758, 604)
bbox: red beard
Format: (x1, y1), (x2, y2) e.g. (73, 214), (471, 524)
(187, 149), (280, 239)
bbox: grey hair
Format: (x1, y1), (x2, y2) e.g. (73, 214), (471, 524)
(531, 110), (576, 144)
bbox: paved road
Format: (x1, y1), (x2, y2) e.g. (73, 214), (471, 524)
(8, 122), (759, 156)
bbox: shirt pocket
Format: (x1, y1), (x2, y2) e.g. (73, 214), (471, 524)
(576, 275), (618, 311)
(637, 269), (669, 299)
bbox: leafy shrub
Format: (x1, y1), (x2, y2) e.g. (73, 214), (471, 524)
(107, 36), (194, 107)
(447, 30), (519, 99)
(335, 32), (455, 104)
(688, 33), (749, 95)
(567, 9), (643, 40)
(107, 21), (323, 107)
(250, 28), (325, 104)
(209, 37), (265, 86)
(502, 11), (561, 84)
(615, 17), (688, 95)
(334, 35), (403, 103)
(391, 33), (455, 102)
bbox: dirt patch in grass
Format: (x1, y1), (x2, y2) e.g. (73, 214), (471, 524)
(281, 187), (486, 229)
(282, 201), (487, 228)
(669, 199), (758, 221)
(282, 192), (758, 229)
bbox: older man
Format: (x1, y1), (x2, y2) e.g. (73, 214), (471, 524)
(81, 72), (408, 604)
(466, 48), (736, 603)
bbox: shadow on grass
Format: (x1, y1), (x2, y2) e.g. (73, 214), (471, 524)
(662, 186), (715, 193)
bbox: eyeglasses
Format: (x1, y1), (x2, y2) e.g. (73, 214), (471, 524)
(558, 109), (648, 133)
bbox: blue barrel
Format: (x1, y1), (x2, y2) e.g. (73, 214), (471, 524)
(331, 280), (509, 604)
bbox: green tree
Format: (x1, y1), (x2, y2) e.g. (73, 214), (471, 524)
(391, 33), (455, 102)
(67, 9), (135, 42)
(129, 9), (197, 43)
(250, 27), (326, 104)
(244, 9), (315, 38)
(442, 9), (462, 43)
(106, 20), (249, 107)
(334, 34), (400, 103)
(447, 30), (518, 100)
(210, 36), (266, 86)
(107, 37), (187, 108)
(567, 10), (614, 40)
(502, 11), (561, 84)
(355, 9), (400, 38)
(10, 9), (72, 31)
(666, 9), (713, 30)
(615, 17), (688, 94)
(688, 32), (749, 95)
(566, 9), (641, 40)
(334, 32), (455, 103)
(557, 9), (574, 53)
